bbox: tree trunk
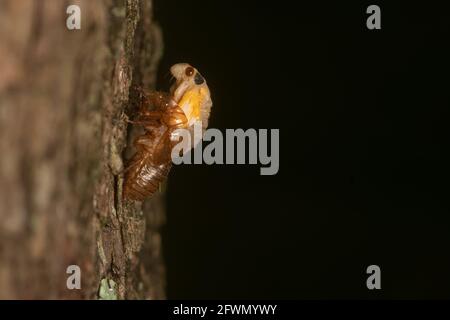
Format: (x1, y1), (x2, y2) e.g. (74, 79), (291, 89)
(0, 0), (165, 299)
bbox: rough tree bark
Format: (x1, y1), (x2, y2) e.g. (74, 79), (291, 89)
(0, 0), (165, 299)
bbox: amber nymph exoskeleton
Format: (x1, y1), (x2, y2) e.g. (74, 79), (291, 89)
(123, 63), (212, 201)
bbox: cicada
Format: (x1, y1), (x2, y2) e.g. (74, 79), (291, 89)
(123, 63), (212, 201)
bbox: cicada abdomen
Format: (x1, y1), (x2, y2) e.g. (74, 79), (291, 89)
(123, 125), (172, 201)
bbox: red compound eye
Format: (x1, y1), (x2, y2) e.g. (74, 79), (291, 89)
(185, 66), (194, 76)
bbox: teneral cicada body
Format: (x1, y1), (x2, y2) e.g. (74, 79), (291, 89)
(123, 63), (212, 201)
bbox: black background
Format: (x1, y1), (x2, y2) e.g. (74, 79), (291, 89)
(154, 1), (450, 299)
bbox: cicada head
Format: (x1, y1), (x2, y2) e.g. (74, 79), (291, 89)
(169, 63), (212, 129)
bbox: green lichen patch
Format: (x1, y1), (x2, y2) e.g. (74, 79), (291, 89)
(98, 278), (118, 300)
